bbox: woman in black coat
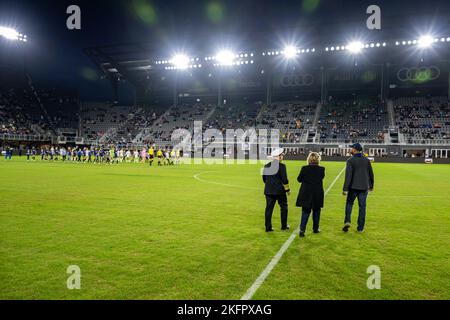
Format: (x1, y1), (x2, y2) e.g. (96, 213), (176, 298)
(296, 152), (325, 237)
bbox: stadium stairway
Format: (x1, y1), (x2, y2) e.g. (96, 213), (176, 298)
(133, 106), (173, 143)
(255, 103), (268, 123)
(312, 102), (322, 126)
(26, 73), (55, 135)
(202, 104), (218, 124)
(387, 100), (395, 127)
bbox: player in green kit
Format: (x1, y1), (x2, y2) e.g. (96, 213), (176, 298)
(109, 147), (115, 165)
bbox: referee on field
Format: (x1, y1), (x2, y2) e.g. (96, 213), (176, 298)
(262, 148), (290, 232)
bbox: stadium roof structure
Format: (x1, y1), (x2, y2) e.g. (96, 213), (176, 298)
(85, 35), (450, 80)
(85, 35), (450, 83)
(84, 14), (450, 104)
(84, 42), (155, 81)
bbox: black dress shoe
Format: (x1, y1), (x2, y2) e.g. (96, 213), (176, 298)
(266, 228), (274, 232)
(281, 225), (290, 231)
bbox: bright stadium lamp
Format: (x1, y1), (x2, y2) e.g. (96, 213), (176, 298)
(347, 41), (363, 53)
(283, 45), (297, 59)
(418, 35), (434, 48)
(171, 54), (190, 69)
(215, 50), (235, 66)
(0, 26), (19, 41)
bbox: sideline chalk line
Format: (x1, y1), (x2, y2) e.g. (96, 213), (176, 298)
(193, 166), (346, 300)
(240, 166), (346, 300)
(193, 171), (260, 191)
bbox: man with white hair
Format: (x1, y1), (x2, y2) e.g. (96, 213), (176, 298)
(262, 147), (290, 232)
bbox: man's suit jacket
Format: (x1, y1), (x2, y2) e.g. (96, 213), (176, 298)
(343, 154), (374, 192)
(262, 160), (290, 196)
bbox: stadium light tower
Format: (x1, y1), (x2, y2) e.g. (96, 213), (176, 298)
(418, 35), (434, 48)
(215, 50), (235, 66)
(283, 45), (297, 59)
(0, 26), (27, 42)
(346, 41), (363, 54)
(0, 26), (19, 40)
(171, 54), (190, 69)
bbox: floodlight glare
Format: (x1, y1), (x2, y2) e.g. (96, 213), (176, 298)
(171, 54), (190, 69)
(215, 50), (235, 66)
(283, 46), (297, 58)
(0, 26), (19, 40)
(347, 41), (363, 53)
(418, 35), (434, 48)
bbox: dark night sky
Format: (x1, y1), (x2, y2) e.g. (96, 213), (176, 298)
(1, 0), (449, 102)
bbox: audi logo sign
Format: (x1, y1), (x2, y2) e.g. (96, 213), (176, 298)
(279, 74), (314, 87)
(396, 66), (441, 82)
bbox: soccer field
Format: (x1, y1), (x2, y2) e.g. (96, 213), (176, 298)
(0, 158), (449, 300)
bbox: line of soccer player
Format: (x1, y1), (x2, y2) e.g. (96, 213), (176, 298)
(23, 146), (182, 166)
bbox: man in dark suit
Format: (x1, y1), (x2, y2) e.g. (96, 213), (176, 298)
(262, 148), (290, 232)
(342, 143), (374, 233)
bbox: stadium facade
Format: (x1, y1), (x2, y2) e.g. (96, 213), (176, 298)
(1, 21), (450, 163)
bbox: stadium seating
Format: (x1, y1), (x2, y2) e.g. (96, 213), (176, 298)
(393, 96), (450, 144)
(317, 98), (388, 143)
(103, 107), (161, 145)
(205, 101), (262, 131)
(0, 87), (52, 136)
(257, 100), (316, 130)
(2, 85), (449, 147)
(256, 100), (317, 143)
(138, 103), (216, 144)
(80, 103), (132, 141)
(36, 88), (79, 130)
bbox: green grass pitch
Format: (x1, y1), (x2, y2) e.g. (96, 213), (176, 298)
(0, 158), (449, 299)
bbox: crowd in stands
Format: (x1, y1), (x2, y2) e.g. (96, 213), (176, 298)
(141, 103), (214, 144)
(37, 88), (79, 130)
(393, 96), (450, 143)
(0, 87), (52, 136)
(2, 88), (450, 147)
(80, 103), (132, 141)
(204, 101), (261, 131)
(317, 98), (388, 143)
(257, 101), (316, 130)
(111, 108), (161, 144)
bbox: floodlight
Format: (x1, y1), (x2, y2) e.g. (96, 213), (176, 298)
(171, 54), (190, 69)
(215, 50), (235, 66)
(0, 26), (19, 40)
(283, 45), (297, 58)
(347, 41), (363, 53)
(418, 35), (434, 48)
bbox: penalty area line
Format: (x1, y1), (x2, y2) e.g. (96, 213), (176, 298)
(240, 166), (346, 300)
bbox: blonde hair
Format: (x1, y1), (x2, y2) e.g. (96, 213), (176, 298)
(307, 152), (321, 165)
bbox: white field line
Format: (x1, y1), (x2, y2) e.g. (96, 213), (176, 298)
(240, 166), (346, 300)
(193, 171), (260, 191)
